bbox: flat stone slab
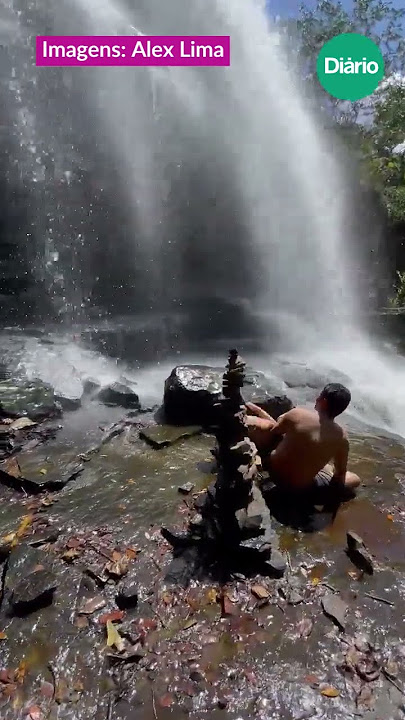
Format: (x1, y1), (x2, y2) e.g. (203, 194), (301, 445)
(9, 569), (57, 616)
(0, 458), (84, 494)
(140, 425), (202, 449)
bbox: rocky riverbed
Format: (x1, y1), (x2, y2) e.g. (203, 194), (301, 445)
(0, 331), (404, 720)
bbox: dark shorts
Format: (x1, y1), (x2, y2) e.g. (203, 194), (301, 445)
(262, 467), (355, 531)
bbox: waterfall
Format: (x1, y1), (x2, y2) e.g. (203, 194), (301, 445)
(2, 0), (405, 437)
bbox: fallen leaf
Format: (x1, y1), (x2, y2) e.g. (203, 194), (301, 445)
(74, 615), (89, 629)
(125, 547), (138, 560)
(347, 570), (361, 580)
(311, 577), (320, 586)
(304, 674), (320, 686)
(127, 478), (136, 485)
(321, 686), (340, 698)
(66, 537), (84, 549)
(106, 621), (125, 653)
(384, 660), (399, 679)
(387, 514), (394, 521)
(4, 457), (21, 479)
(78, 596), (106, 615)
(41, 498), (54, 507)
(206, 588), (218, 604)
(356, 684), (375, 710)
(183, 618), (198, 630)
(251, 584), (270, 600)
(104, 559), (129, 579)
(161, 592), (173, 606)
(98, 610), (125, 625)
(16, 515), (34, 539)
(297, 617), (314, 638)
(244, 669), (258, 685)
(61, 549), (81, 562)
(40, 681), (54, 699)
(220, 592), (237, 617)
(2, 532), (16, 544)
(25, 705), (43, 720)
(159, 694), (174, 708)
(112, 550), (122, 562)
(15, 660), (28, 684)
(356, 657), (380, 682)
(0, 670), (13, 684)
(2, 682), (18, 697)
(39, 469), (47, 476)
(0, 631), (7, 641)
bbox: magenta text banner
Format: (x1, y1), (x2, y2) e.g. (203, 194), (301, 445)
(36, 36), (231, 67)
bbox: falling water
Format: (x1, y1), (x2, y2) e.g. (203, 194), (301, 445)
(1, 0), (405, 437)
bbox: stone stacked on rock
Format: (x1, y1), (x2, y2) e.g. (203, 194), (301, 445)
(163, 363), (293, 426)
(162, 349), (286, 580)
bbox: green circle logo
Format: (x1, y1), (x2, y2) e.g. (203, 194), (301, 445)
(317, 33), (385, 101)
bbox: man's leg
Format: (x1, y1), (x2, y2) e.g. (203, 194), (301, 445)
(344, 471), (361, 490)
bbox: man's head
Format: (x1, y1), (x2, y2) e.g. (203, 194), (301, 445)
(315, 383), (351, 419)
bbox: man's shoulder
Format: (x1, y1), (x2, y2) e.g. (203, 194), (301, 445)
(284, 406), (317, 424)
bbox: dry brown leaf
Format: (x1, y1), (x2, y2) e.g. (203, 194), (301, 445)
(251, 584), (270, 600)
(25, 705), (43, 720)
(0, 631), (7, 641)
(4, 457), (21, 479)
(74, 615), (89, 629)
(15, 660), (27, 684)
(125, 547), (138, 560)
(297, 617), (314, 638)
(206, 588), (218, 604)
(98, 610), (125, 626)
(112, 550), (122, 562)
(16, 515), (33, 539)
(2, 532), (16, 544)
(41, 497), (54, 507)
(78, 596), (106, 615)
(321, 686), (340, 698)
(61, 549), (81, 562)
(387, 514), (394, 521)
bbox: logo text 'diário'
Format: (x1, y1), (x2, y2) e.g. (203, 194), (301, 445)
(317, 33), (385, 101)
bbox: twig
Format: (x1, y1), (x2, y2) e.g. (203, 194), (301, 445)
(151, 606), (166, 629)
(382, 669), (405, 695)
(151, 687), (158, 720)
(286, 552), (292, 573)
(364, 592), (395, 607)
(320, 582), (338, 593)
(88, 542), (114, 562)
(151, 556), (162, 572)
(107, 694), (114, 720)
(47, 661), (57, 702)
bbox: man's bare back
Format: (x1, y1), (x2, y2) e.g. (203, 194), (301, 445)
(245, 383), (360, 496)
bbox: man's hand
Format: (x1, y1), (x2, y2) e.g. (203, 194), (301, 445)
(245, 402), (272, 421)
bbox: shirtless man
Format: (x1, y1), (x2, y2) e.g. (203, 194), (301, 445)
(245, 383), (360, 501)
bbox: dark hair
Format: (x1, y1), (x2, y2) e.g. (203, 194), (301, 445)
(320, 383), (351, 418)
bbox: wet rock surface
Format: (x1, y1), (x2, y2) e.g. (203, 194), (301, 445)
(0, 340), (403, 720)
(97, 382), (140, 409)
(163, 364), (293, 425)
(140, 424), (202, 449)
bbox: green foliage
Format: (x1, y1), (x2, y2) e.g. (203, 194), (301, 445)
(391, 270), (405, 307)
(297, 0), (405, 121)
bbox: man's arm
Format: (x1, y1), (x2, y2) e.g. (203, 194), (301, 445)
(245, 402), (272, 421)
(332, 435), (349, 486)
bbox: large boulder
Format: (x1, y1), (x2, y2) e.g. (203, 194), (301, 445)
(97, 382), (140, 409)
(163, 365), (293, 426)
